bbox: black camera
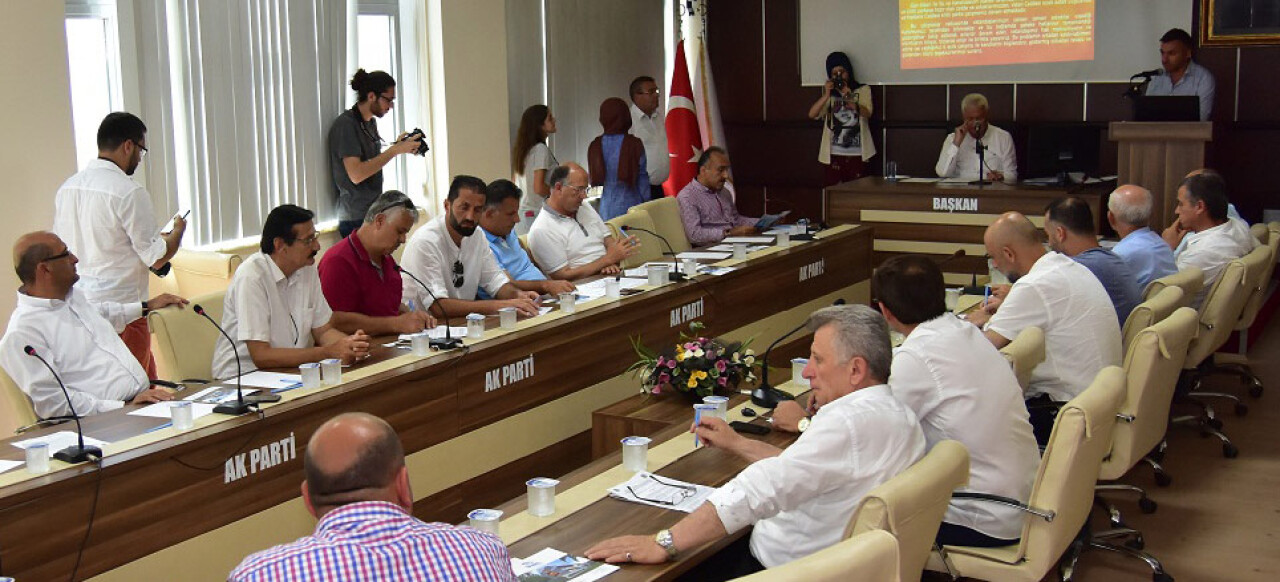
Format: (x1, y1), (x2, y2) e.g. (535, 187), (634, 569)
(401, 128), (429, 156)
(831, 77), (846, 93)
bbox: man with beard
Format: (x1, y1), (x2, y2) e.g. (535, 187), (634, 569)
(400, 176), (540, 318)
(212, 205), (371, 380)
(54, 112), (189, 378)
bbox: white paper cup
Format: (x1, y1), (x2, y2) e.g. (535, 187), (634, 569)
(466, 313), (485, 339)
(791, 358), (810, 387)
(25, 442), (49, 474)
(526, 478), (559, 516)
(498, 307), (517, 329)
(605, 278), (621, 299)
(647, 264), (669, 287)
(467, 508), (503, 536)
(732, 243), (748, 260)
(702, 395), (729, 420)
(410, 333), (431, 356)
(693, 403), (718, 446)
(945, 288), (961, 312)
(171, 400), (194, 431)
(300, 363), (322, 388)
(621, 436), (651, 472)
(559, 292), (576, 314)
(682, 258), (699, 277)
(775, 231), (790, 247)
(320, 359), (342, 385)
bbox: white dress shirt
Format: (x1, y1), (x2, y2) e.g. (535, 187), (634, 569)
(212, 253), (334, 380)
(1177, 218), (1259, 309)
(985, 252), (1122, 402)
(629, 102), (669, 185)
(399, 216), (510, 309)
(53, 159), (169, 307)
(527, 204), (612, 275)
(706, 384), (926, 568)
(0, 289), (149, 418)
(935, 124), (1017, 184)
(890, 314), (1039, 540)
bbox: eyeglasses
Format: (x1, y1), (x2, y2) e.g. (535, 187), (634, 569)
(40, 249), (72, 263)
(378, 93), (395, 104)
(452, 260), (465, 288)
(636, 88), (661, 96)
(627, 474), (698, 506)
(296, 234), (319, 246)
(134, 140), (148, 158)
(569, 184), (589, 195)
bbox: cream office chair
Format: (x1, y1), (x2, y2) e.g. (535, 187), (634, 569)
(0, 367), (36, 435)
(1120, 287), (1184, 361)
(730, 529), (901, 582)
(629, 197), (692, 253)
(148, 290), (225, 381)
(1142, 266), (1203, 308)
(926, 367), (1141, 582)
(846, 440), (969, 582)
(148, 249), (243, 298)
(1249, 222), (1269, 245)
(999, 326), (1045, 391)
(606, 209), (666, 269)
(1214, 227), (1279, 396)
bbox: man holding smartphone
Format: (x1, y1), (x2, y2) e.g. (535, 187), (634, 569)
(935, 93), (1017, 184)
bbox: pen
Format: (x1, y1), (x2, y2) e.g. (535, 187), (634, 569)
(145, 422), (173, 434)
(983, 285), (990, 307)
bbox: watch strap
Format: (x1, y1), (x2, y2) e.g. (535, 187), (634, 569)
(655, 529), (678, 559)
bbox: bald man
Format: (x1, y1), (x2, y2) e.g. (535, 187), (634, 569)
(966, 213), (1121, 444)
(0, 232), (180, 419)
(231, 413), (516, 581)
(1107, 185), (1177, 290)
(528, 163), (638, 280)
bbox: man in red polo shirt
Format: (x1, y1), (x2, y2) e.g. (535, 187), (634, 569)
(319, 191), (436, 335)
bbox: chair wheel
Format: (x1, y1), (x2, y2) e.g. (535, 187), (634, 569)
(1249, 384), (1263, 398)
(1235, 402), (1249, 416)
(1154, 471), (1172, 487)
(1125, 536), (1145, 550)
(1208, 417), (1224, 430)
(1223, 443), (1239, 458)
(1154, 572), (1174, 582)
(1139, 497), (1158, 514)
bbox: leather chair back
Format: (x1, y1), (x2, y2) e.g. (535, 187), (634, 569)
(1143, 266), (1203, 309)
(606, 209), (666, 269)
(1235, 226), (1279, 334)
(629, 197), (692, 254)
(999, 326), (1044, 391)
(0, 367), (36, 435)
(148, 290), (226, 381)
(1185, 255), (1255, 369)
(730, 529), (901, 582)
(1121, 286), (1183, 356)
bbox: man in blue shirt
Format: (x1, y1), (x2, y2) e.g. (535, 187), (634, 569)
(477, 179), (575, 299)
(1107, 185), (1178, 291)
(1045, 197), (1143, 325)
(1144, 28), (1215, 121)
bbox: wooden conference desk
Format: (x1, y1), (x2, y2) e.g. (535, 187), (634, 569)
(0, 225), (871, 581)
(824, 177), (1106, 285)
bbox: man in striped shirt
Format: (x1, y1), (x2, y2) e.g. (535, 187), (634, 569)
(230, 413), (516, 581)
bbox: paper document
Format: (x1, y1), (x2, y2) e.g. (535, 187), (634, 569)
(12, 431), (110, 457)
(129, 400), (218, 420)
(399, 326), (468, 342)
(576, 278), (647, 300)
(607, 471), (716, 513)
(754, 211), (790, 229)
(513, 548), (619, 582)
(721, 236), (776, 244)
(0, 459), (23, 474)
(235, 371), (303, 390)
(700, 266), (738, 276)
(187, 386), (265, 405)
(675, 251), (731, 260)
(708, 243), (768, 253)
(900, 177), (942, 183)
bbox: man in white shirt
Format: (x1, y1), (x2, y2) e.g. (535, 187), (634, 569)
(527, 164), (638, 281)
(1161, 172), (1258, 309)
(53, 112), (188, 378)
(212, 205), (371, 380)
(1144, 28), (1215, 121)
(399, 175), (541, 318)
(586, 305), (925, 576)
(0, 232), (175, 418)
(871, 255), (1038, 547)
(968, 212), (1121, 444)
(935, 93), (1017, 184)
(629, 76), (669, 200)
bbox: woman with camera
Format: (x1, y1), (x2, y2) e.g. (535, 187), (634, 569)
(808, 51), (876, 186)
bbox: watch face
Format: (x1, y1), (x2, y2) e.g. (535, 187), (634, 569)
(798, 418), (811, 432)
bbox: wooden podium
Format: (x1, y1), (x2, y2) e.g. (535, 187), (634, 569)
(1109, 121), (1212, 230)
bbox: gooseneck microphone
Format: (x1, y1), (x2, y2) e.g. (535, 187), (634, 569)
(397, 266), (464, 349)
(752, 298), (847, 408)
(1133, 68), (1162, 78)
(194, 304), (279, 415)
(22, 346), (101, 463)
(620, 225), (688, 281)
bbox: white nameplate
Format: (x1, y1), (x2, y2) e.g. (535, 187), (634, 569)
(932, 197), (979, 212)
(225, 432), (298, 484)
(799, 258), (826, 282)
(670, 297), (706, 327)
(485, 354), (536, 393)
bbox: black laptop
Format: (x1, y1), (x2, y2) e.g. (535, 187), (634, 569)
(1133, 95), (1200, 122)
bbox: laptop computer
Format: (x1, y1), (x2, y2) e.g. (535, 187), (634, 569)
(1133, 95), (1200, 122)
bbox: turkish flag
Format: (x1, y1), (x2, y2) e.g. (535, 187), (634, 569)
(663, 40), (703, 197)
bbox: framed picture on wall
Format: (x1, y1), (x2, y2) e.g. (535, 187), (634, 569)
(1201, 0), (1280, 46)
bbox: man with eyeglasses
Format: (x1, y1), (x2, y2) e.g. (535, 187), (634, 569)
(53, 112), (189, 379)
(629, 76), (669, 200)
(400, 176), (541, 318)
(528, 163), (639, 281)
(319, 190), (437, 335)
(0, 232), (177, 418)
(212, 205), (372, 380)
(329, 69), (424, 239)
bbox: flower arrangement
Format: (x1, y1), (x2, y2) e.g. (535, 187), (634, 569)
(628, 321), (758, 399)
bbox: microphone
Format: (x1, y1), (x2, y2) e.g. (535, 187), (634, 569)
(194, 304), (280, 415)
(22, 346), (101, 463)
(752, 298), (847, 408)
(935, 248), (965, 265)
(620, 225), (687, 281)
(1133, 68), (1163, 78)
(397, 266), (464, 349)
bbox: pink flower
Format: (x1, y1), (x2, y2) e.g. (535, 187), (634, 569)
(656, 356), (666, 367)
(715, 359), (727, 372)
(666, 359), (677, 369)
(652, 384), (662, 394)
(718, 376), (729, 387)
(658, 372), (670, 385)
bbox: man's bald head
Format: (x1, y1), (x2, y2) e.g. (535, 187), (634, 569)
(13, 232), (61, 285)
(1108, 185), (1154, 228)
(303, 413), (406, 513)
(984, 212), (1045, 282)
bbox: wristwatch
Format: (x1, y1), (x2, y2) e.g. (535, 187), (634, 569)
(797, 417), (811, 433)
(654, 529), (678, 560)
(141, 301), (149, 315)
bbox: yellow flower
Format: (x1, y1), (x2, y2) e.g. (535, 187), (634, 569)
(676, 352), (686, 362)
(692, 370), (708, 381)
(687, 376), (698, 388)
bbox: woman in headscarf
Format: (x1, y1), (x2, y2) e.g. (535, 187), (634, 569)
(588, 97), (649, 221)
(807, 51), (876, 186)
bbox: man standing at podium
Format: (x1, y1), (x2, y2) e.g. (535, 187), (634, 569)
(935, 94), (1017, 184)
(1145, 28), (1215, 121)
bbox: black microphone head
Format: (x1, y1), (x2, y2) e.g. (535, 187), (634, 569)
(23, 345), (35, 356)
(395, 265), (406, 273)
(833, 298), (846, 305)
(955, 249), (966, 258)
(193, 304), (206, 316)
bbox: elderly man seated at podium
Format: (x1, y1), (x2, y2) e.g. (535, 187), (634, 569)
(1161, 172), (1258, 308)
(935, 93), (1017, 184)
(586, 305), (925, 580)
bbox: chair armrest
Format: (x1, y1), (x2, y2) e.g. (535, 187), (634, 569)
(952, 492), (1056, 522)
(1117, 412), (1136, 423)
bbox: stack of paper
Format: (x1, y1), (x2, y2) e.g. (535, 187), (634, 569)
(512, 548), (618, 581)
(11, 431), (110, 457)
(607, 472), (716, 513)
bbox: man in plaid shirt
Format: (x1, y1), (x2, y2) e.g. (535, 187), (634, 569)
(230, 413), (516, 581)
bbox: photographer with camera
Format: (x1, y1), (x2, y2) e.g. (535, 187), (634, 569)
(329, 69), (427, 238)
(808, 51), (875, 187)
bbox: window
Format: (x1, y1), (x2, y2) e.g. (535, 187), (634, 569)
(65, 0), (124, 170)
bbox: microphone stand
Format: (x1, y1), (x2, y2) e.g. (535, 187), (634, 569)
(970, 127), (991, 186)
(195, 304), (279, 416)
(23, 346), (101, 463)
(752, 298), (847, 408)
(621, 226), (687, 281)
(398, 266), (464, 349)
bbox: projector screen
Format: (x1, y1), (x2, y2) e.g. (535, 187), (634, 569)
(800, 0), (1190, 84)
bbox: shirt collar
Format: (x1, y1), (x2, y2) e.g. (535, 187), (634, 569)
(258, 252), (289, 284)
(818, 383), (892, 415)
(481, 227), (505, 247)
(689, 180), (718, 197)
(630, 102), (658, 121)
(315, 501), (411, 534)
(88, 157), (126, 175)
(15, 289), (70, 310)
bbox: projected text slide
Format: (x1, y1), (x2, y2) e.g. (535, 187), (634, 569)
(900, 0), (1094, 70)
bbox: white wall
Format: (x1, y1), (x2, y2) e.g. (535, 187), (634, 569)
(0, 3), (78, 328)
